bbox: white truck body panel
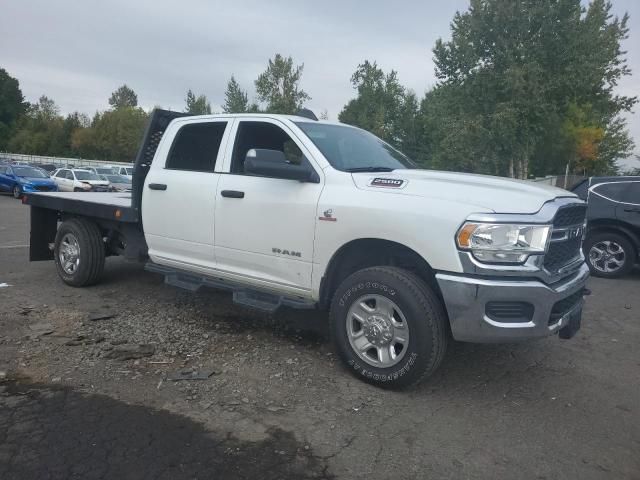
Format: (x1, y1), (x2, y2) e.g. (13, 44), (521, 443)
(137, 115), (581, 302)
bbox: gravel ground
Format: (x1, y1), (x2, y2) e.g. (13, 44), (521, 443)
(0, 194), (639, 479)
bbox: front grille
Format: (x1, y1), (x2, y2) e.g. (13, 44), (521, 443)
(549, 290), (584, 325)
(552, 204), (587, 227)
(543, 203), (587, 272)
(35, 185), (53, 191)
(544, 237), (582, 271)
(486, 301), (534, 323)
(92, 186), (108, 192)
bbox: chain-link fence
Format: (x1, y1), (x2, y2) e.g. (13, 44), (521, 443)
(530, 175), (587, 190)
(0, 152), (132, 169)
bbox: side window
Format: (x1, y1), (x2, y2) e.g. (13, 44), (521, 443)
(231, 121), (307, 174)
(591, 182), (627, 203)
(166, 122), (227, 172)
(66, 171), (75, 180)
(0, 166), (6, 174)
(621, 182), (640, 205)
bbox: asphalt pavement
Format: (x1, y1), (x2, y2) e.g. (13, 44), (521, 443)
(0, 193), (638, 479)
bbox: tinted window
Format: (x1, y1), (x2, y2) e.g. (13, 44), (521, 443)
(621, 182), (640, 205)
(591, 182), (627, 202)
(0, 166), (6, 174)
(166, 122), (227, 172)
(65, 171), (74, 180)
(74, 171), (100, 180)
(231, 122), (306, 174)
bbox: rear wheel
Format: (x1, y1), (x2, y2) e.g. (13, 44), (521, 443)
(330, 266), (448, 389)
(584, 232), (635, 278)
(54, 218), (105, 286)
(12, 185), (21, 199)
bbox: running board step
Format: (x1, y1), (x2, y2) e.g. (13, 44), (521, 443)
(145, 262), (316, 313)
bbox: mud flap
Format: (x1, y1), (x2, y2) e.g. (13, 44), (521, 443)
(559, 306), (582, 340)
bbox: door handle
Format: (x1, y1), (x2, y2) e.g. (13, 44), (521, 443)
(148, 183), (167, 191)
(221, 190), (244, 198)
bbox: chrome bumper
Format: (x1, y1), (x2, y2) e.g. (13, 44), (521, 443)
(436, 263), (589, 343)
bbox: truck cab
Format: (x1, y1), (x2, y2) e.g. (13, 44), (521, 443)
(24, 109), (590, 389)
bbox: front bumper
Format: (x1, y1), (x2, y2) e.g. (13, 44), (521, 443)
(436, 263), (589, 342)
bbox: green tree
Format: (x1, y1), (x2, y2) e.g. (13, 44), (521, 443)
(339, 61), (420, 159)
(427, 0), (636, 178)
(255, 54), (310, 114)
(222, 76), (250, 113)
(8, 96), (66, 155)
(184, 89), (212, 114)
(0, 68), (26, 150)
(72, 107), (147, 161)
(108, 84), (138, 109)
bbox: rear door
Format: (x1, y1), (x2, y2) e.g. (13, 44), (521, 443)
(55, 169), (71, 191)
(142, 118), (231, 272)
(616, 181), (640, 231)
(214, 118), (323, 293)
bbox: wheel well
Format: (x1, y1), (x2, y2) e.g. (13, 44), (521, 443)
(587, 223), (639, 255)
(319, 238), (443, 310)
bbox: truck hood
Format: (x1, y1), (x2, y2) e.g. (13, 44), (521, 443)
(19, 177), (56, 185)
(352, 169), (577, 214)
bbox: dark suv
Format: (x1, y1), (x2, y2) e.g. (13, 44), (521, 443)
(572, 176), (640, 277)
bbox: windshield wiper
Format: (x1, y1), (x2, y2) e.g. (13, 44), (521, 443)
(345, 166), (395, 173)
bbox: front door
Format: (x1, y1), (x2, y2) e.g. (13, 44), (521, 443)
(142, 119), (231, 273)
(214, 119), (323, 293)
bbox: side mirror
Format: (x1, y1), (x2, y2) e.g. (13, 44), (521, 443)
(244, 149), (319, 183)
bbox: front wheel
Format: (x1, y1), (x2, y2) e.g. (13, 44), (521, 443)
(12, 185), (21, 199)
(330, 266), (448, 389)
(584, 232), (635, 278)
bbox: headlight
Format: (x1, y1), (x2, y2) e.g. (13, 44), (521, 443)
(456, 222), (551, 264)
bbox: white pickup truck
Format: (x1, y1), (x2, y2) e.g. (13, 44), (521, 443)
(24, 109), (589, 388)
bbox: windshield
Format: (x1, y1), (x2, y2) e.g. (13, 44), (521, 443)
(294, 122), (416, 172)
(74, 171), (101, 181)
(105, 174), (131, 184)
(13, 167), (48, 178)
(95, 167), (115, 174)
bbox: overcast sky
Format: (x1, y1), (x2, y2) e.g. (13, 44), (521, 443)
(2, 0), (639, 168)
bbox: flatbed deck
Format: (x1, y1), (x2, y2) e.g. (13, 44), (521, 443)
(24, 192), (138, 223)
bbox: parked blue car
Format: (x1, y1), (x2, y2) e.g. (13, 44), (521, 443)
(0, 164), (58, 198)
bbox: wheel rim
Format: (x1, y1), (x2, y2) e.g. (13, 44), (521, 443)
(59, 233), (81, 275)
(346, 294), (410, 368)
(588, 240), (626, 273)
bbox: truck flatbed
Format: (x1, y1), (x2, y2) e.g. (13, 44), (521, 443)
(25, 191), (138, 223)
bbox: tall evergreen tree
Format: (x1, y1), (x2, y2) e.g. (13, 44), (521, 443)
(108, 84), (138, 109)
(255, 54), (310, 114)
(0, 68), (26, 150)
(222, 76), (250, 113)
(184, 89), (212, 114)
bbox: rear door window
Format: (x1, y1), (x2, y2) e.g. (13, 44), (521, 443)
(166, 122), (227, 172)
(591, 182), (628, 203)
(620, 182), (640, 206)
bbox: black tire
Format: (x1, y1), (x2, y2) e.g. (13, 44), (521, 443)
(74, 187), (83, 192)
(54, 218), (105, 287)
(12, 185), (21, 199)
(329, 266), (448, 389)
(583, 231), (635, 278)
